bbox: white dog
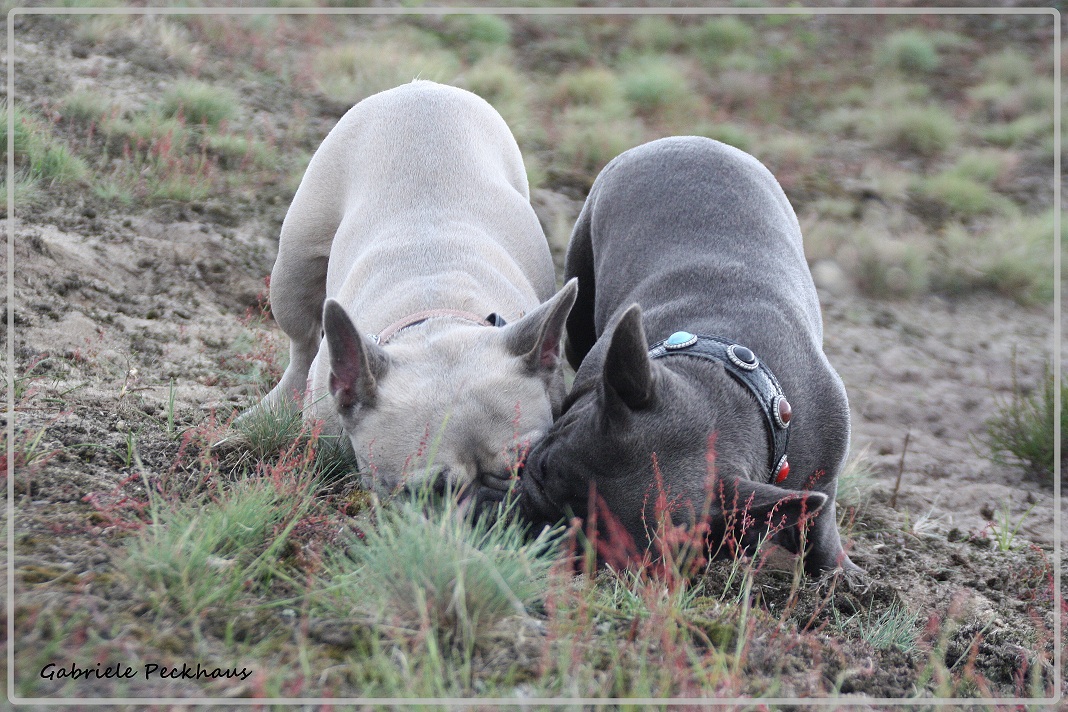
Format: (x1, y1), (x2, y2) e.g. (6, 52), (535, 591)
(252, 81), (576, 502)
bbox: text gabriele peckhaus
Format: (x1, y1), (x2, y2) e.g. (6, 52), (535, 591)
(41, 662), (253, 682)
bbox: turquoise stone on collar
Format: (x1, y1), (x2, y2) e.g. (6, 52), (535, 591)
(664, 331), (698, 350)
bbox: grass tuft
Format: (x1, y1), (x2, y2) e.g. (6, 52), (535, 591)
(60, 89), (119, 124)
(442, 13), (512, 48)
(1, 103), (89, 188)
(933, 212), (1054, 304)
(864, 104), (959, 157)
(125, 474), (312, 616)
(205, 133), (278, 169)
(854, 235), (930, 299)
(911, 172), (1011, 220)
(33, 144), (90, 184)
(988, 503), (1037, 552)
(549, 66), (626, 114)
(629, 16), (680, 54)
(313, 39), (461, 107)
(161, 80), (238, 127)
(948, 150), (1007, 184)
(72, 13), (126, 45)
(462, 61), (526, 108)
(685, 16), (754, 58)
(554, 105), (645, 179)
(875, 30), (940, 75)
(619, 56), (691, 116)
(321, 489), (559, 651)
(983, 361), (1062, 482)
(834, 601), (921, 653)
(981, 113), (1052, 149)
(977, 48), (1034, 85)
(229, 398), (359, 485)
(233, 401), (307, 461)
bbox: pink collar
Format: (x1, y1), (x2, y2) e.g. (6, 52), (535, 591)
(371, 309), (494, 344)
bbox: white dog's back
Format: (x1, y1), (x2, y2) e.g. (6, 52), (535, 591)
(280, 81), (553, 321)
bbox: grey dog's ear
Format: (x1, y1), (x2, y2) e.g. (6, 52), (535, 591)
(503, 278), (578, 373)
(712, 476), (827, 552)
(323, 299), (389, 410)
(603, 304), (654, 411)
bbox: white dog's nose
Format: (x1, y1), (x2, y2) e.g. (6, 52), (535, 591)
(430, 468), (451, 497)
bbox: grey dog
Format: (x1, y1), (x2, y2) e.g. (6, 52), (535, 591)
(515, 136), (858, 575)
(250, 80), (576, 499)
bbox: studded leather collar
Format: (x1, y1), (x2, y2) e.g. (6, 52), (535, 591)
(648, 332), (792, 484)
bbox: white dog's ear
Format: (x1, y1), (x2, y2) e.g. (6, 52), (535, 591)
(323, 300), (389, 409)
(603, 304), (654, 411)
(503, 278), (578, 373)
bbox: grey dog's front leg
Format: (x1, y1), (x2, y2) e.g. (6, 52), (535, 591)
(804, 499), (861, 574)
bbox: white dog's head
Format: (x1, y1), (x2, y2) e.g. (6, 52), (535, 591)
(322, 280), (577, 501)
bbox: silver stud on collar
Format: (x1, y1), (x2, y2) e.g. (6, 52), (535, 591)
(727, 344), (759, 370)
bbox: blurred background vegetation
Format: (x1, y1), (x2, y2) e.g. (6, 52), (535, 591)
(7, 5), (1061, 305)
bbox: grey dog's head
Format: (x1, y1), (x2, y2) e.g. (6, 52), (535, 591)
(322, 280), (577, 501)
(519, 304), (826, 559)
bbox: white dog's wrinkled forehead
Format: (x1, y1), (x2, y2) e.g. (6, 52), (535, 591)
(344, 328), (555, 490)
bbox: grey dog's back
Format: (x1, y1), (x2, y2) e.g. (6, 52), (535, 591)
(566, 136), (849, 499)
(568, 137), (820, 362)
